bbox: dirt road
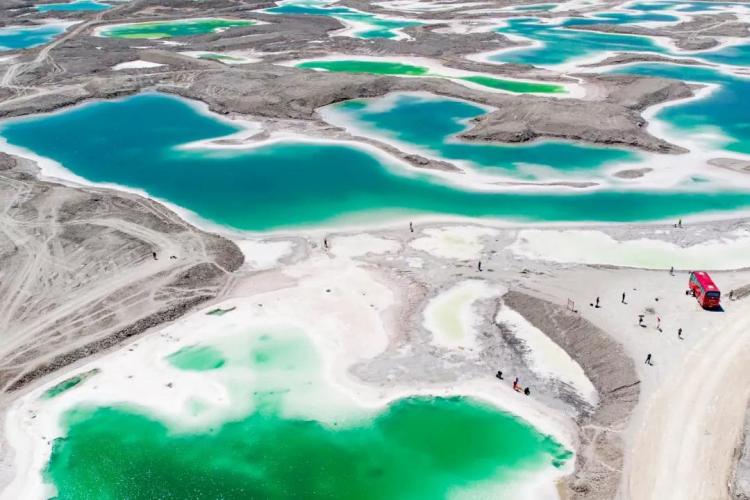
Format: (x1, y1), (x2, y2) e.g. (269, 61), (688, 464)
(622, 299), (750, 499)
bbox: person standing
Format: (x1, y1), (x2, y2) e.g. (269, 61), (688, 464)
(678, 327), (683, 340)
(409, 222), (413, 233)
(478, 261), (482, 272)
(645, 353), (652, 365)
(595, 296), (600, 308)
(622, 292), (626, 304)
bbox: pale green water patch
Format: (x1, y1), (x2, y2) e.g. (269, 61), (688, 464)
(99, 18), (255, 39)
(41, 369), (100, 400)
(167, 345), (226, 371)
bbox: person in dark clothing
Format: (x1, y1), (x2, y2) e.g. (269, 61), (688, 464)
(495, 370), (503, 380)
(678, 328), (683, 340)
(478, 261), (482, 272)
(645, 353), (652, 365)
(622, 292), (626, 304)
(524, 387), (530, 396)
(595, 296), (600, 308)
(152, 252), (157, 260)
(409, 222), (413, 233)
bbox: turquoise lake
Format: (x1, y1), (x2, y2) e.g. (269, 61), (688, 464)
(612, 63), (750, 154)
(627, 1), (750, 12)
(490, 14), (679, 66)
(36, 0), (111, 12)
(264, 0), (422, 39)
(0, 23), (70, 51)
(2, 93), (750, 231)
(326, 94), (639, 176)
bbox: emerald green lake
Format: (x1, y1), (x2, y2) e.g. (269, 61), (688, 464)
(46, 396), (569, 499)
(43, 327), (571, 498)
(296, 60), (566, 93)
(2, 93), (750, 231)
(98, 18), (255, 39)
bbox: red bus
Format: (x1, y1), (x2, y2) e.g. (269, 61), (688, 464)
(689, 271), (721, 309)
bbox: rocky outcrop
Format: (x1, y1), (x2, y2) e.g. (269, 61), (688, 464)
(503, 291), (640, 500)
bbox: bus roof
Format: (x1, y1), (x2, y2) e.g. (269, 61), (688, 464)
(691, 271), (719, 292)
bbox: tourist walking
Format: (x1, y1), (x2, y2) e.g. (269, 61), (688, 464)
(678, 327), (683, 340)
(409, 221), (413, 233)
(622, 292), (626, 304)
(656, 316), (662, 332)
(595, 296), (600, 308)
(478, 261), (482, 272)
(645, 353), (652, 365)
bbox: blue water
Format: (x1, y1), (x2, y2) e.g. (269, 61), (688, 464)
(487, 11), (750, 158)
(36, 0), (110, 12)
(613, 63), (750, 154)
(491, 16), (673, 66)
(0, 23), (69, 51)
(699, 43), (750, 68)
(628, 1), (750, 13)
(2, 93), (750, 230)
(329, 94), (638, 177)
(264, 0), (421, 39)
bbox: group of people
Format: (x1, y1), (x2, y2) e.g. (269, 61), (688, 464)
(592, 291), (686, 368)
(495, 371), (531, 396)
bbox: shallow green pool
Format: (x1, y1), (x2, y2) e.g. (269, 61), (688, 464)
(99, 18), (255, 39)
(297, 59), (566, 93)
